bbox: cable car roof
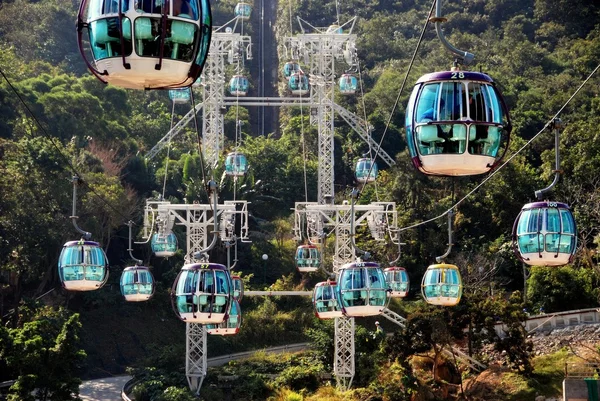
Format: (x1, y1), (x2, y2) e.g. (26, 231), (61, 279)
(63, 240), (101, 247)
(416, 71), (495, 84)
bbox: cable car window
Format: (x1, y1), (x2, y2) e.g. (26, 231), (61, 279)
(468, 83), (488, 122)
(425, 269), (439, 285)
(440, 82), (467, 121)
(136, 0), (162, 13)
(173, 0), (199, 19)
(546, 208), (560, 233)
(215, 271), (230, 294)
(561, 209), (575, 234)
(89, 18), (133, 60)
(416, 84), (440, 122)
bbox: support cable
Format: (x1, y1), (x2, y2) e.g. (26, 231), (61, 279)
(357, 0), (436, 197)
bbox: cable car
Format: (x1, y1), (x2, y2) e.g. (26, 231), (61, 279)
(58, 240), (109, 291)
(384, 267), (409, 298)
(312, 281), (343, 319)
(229, 75), (249, 96)
(288, 72), (310, 96)
(405, 70), (511, 176)
(326, 24), (343, 34)
(339, 74), (358, 95)
(172, 263), (232, 324)
(421, 263), (462, 306)
(234, 2), (252, 20)
(206, 299), (241, 335)
(169, 87), (191, 103)
(513, 201), (577, 267)
(355, 157), (378, 184)
(295, 245), (320, 273)
(120, 265), (154, 302)
(224, 152), (249, 177)
(151, 232), (178, 257)
(283, 61), (300, 80)
(337, 262), (388, 317)
(231, 275), (244, 302)
(77, 0), (212, 90)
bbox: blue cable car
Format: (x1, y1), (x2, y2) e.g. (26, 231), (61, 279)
(169, 87), (191, 103)
(77, 0), (212, 89)
(405, 71), (511, 176)
(339, 73), (358, 95)
(295, 245), (320, 273)
(312, 281), (343, 319)
(224, 152), (249, 177)
(172, 263), (232, 324)
(421, 263), (462, 306)
(355, 157), (378, 184)
(120, 265), (154, 302)
(288, 72), (310, 96)
(151, 232), (178, 257)
(326, 24), (343, 34)
(384, 267), (409, 298)
(513, 201), (577, 267)
(283, 61), (300, 80)
(206, 299), (242, 335)
(58, 240), (109, 291)
(234, 2), (252, 20)
(337, 262), (388, 317)
(231, 275), (244, 302)
(229, 75), (249, 96)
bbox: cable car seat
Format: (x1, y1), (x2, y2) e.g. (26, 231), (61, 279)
(417, 124), (444, 155)
(169, 19), (195, 59)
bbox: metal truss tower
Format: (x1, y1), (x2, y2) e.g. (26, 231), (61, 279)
(293, 201), (398, 389)
(200, 20), (252, 167)
(143, 199), (250, 394)
(287, 18), (358, 204)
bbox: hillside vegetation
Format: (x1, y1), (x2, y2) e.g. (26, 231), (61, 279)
(1, 0), (600, 400)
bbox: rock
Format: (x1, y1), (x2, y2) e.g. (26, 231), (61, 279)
(535, 396), (545, 401)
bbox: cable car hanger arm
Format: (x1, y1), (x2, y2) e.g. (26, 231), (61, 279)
(435, 209), (454, 263)
(432, 0), (474, 65)
(70, 175), (91, 240)
(534, 118), (563, 200)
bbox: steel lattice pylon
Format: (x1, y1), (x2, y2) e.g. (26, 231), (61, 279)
(201, 22), (252, 167)
(334, 316), (355, 390)
(287, 20), (357, 204)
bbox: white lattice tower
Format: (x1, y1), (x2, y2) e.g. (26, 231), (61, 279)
(334, 316), (355, 390)
(201, 24), (252, 168)
(287, 21), (356, 204)
(154, 200), (249, 394)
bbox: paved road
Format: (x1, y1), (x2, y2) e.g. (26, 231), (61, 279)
(79, 375), (132, 401)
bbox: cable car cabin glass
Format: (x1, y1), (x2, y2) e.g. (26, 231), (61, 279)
(224, 152), (248, 176)
(229, 75), (249, 96)
(421, 264), (462, 306)
(384, 267), (409, 298)
(405, 71), (511, 176)
(58, 240), (109, 291)
(312, 281), (343, 319)
(78, 0), (212, 89)
(326, 24), (343, 34)
(355, 158), (378, 184)
(513, 201), (577, 267)
(234, 2), (252, 20)
(120, 266), (154, 302)
(172, 263), (232, 324)
(339, 74), (358, 95)
(206, 299), (241, 335)
(231, 275), (244, 302)
(151, 232), (177, 257)
(337, 262), (388, 317)
(169, 87), (191, 103)
(295, 245), (320, 273)
(283, 62), (300, 79)
(288, 73), (310, 95)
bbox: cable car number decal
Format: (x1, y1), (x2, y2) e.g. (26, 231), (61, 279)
(547, 202), (558, 208)
(451, 72), (465, 79)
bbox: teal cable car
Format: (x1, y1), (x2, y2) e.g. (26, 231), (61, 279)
(339, 73), (358, 95)
(337, 262), (388, 317)
(58, 240), (109, 291)
(172, 263), (232, 324)
(312, 281), (343, 319)
(224, 152), (249, 177)
(384, 266), (409, 298)
(120, 265), (154, 302)
(421, 263), (462, 306)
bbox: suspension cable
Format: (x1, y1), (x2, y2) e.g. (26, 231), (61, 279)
(358, 0), (436, 197)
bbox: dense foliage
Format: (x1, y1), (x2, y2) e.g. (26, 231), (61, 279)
(1, 0), (600, 399)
